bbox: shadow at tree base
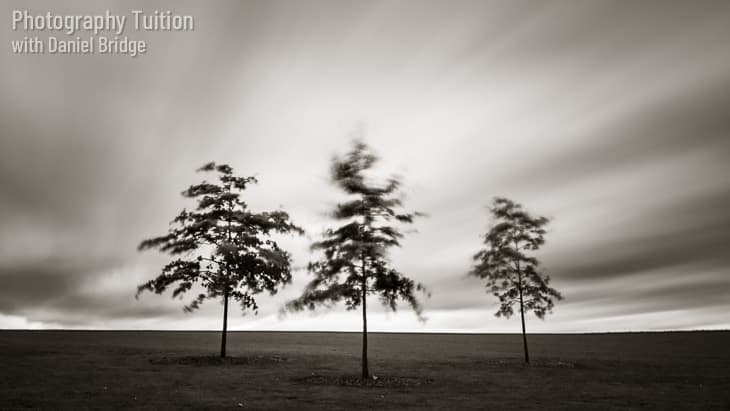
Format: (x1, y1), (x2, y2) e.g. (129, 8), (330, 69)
(295, 374), (435, 388)
(149, 355), (288, 366)
(469, 358), (580, 368)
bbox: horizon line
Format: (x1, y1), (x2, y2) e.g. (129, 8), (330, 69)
(1, 328), (727, 334)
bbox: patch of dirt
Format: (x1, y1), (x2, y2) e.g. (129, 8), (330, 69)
(149, 355), (287, 366)
(296, 374), (435, 388)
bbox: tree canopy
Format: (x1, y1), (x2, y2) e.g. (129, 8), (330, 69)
(287, 140), (427, 378)
(137, 162), (302, 356)
(471, 197), (562, 362)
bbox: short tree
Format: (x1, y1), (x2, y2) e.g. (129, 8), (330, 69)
(287, 140), (426, 379)
(470, 197), (562, 364)
(137, 162), (302, 357)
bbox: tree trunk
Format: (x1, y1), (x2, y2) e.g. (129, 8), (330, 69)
(361, 276), (369, 379)
(220, 290), (229, 358)
(221, 202), (233, 358)
(518, 286), (529, 364)
(515, 256), (529, 364)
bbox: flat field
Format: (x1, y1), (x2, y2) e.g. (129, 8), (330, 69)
(0, 330), (728, 410)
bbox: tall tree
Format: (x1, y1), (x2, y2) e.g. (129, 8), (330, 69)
(287, 141), (426, 379)
(470, 197), (562, 364)
(137, 162), (302, 357)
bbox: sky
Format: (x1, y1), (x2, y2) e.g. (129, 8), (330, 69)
(1, 0), (729, 332)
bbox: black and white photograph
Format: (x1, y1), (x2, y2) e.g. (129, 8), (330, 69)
(1, 0), (729, 409)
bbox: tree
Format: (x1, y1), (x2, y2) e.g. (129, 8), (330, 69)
(470, 197), (562, 364)
(287, 140), (426, 379)
(137, 162), (302, 357)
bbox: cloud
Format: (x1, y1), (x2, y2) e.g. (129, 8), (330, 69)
(0, 258), (117, 315)
(1, 0), (729, 331)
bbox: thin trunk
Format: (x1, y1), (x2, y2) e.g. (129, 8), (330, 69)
(360, 209), (370, 380)
(518, 276), (529, 364)
(361, 259), (369, 379)
(515, 247), (529, 364)
(221, 288), (229, 358)
(220, 200), (232, 358)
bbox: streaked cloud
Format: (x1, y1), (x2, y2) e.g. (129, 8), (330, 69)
(1, 0), (729, 331)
